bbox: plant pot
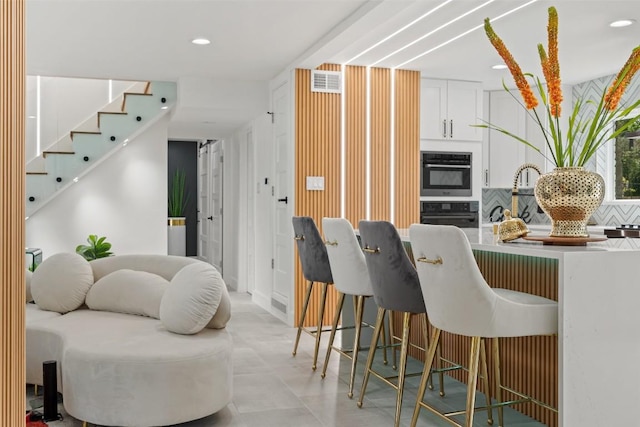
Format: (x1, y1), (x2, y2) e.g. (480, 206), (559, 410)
(167, 217), (186, 256)
(534, 167), (604, 237)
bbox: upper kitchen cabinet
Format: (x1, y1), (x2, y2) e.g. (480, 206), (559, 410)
(420, 79), (483, 141)
(483, 90), (549, 188)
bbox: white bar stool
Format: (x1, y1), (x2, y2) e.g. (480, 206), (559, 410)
(409, 224), (558, 427)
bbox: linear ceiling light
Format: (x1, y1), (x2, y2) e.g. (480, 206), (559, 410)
(610, 19), (635, 28)
(395, 0), (539, 69)
(371, 0), (495, 67)
(346, 0), (454, 64)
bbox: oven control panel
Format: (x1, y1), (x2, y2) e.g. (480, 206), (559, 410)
(421, 201), (478, 214)
(420, 201), (479, 228)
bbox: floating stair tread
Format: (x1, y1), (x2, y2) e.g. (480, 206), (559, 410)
(42, 151), (75, 158)
(121, 90), (153, 111)
(97, 111), (128, 127)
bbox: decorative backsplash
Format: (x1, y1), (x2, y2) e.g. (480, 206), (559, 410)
(482, 188), (549, 224)
(482, 188), (640, 226)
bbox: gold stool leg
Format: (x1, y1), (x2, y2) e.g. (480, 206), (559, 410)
(321, 292), (345, 379)
(389, 311), (397, 370)
(493, 337), (504, 427)
(348, 295), (365, 398)
(464, 336), (482, 427)
(292, 280), (314, 356)
(82, 422), (87, 427)
(34, 384), (38, 396)
(480, 338), (494, 425)
(394, 312), (412, 427)
(380, 299), (388, 365)
(312, 282), (329, 370)
(420, 313), (435, 392)
(357, 307), (385, 408)
(410, 328), (442, 427)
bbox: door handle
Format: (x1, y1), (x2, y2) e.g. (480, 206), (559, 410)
(277, 197), (288, 204)
(207, 216), (213, 220)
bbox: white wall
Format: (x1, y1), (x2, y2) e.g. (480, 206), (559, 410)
(26, 116), (170, 259)
(222, 137), (240, 290)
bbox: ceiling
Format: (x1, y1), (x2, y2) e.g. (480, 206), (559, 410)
(26, 0), (640, 139)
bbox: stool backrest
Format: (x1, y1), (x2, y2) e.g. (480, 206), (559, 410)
(409, 224), (498, 336)
(322, 217), (373, 297)
(292, 216), (333, 284)
(358, 220), (426, 314)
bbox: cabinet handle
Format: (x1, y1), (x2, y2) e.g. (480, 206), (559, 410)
(450, 119), (453, 139)
(442, 120), (447, 138)
(484, 169), (489, 186)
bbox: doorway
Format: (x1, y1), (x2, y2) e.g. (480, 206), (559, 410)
(168, 140), (198, 256)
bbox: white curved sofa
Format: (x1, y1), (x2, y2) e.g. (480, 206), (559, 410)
(25, 253), (233, 427)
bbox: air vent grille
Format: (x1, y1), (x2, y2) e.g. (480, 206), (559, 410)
(311, 70), (342, 94)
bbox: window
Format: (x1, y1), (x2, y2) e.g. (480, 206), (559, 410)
(614, 116), (640, 199)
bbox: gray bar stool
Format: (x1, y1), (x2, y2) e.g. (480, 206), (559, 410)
(291, 216), (334, 371)
(357, 220), (442, 427)
(321, 217), (388, 398)
(409, 224), (558, 427)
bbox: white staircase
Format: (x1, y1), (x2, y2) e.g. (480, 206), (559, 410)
(26, 81), (176, 217)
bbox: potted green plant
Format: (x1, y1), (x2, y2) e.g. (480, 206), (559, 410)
(168, 168), (188, 256)
(76, 234), (114, 261)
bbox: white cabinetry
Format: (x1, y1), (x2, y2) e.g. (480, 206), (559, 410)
(483, 90), (547, 188)
(420, 79), (483, 141)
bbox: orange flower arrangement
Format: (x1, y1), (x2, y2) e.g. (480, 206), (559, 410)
(480, 6), (640, 167)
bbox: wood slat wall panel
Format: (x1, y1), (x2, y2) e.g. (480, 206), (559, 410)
(393, 70), (420, 228)
(370, 67), (391, 221)
(294, 66), (341, 327)
(345, 66), (366, 225)
(0, 0), (26, 425)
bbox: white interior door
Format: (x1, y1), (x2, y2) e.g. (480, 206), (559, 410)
(210, 141), (223, 273)
(272, 82), (293, 324)
(246, 128), (256, 295)
(198, 143), (211, 262)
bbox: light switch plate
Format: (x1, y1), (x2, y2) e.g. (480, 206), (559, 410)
(306, 176), (325, 191)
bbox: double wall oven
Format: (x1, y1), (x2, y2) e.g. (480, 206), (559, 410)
(420, 150), (478, 228)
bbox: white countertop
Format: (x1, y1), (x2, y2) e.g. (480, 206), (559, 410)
(397, 225), (640, 259)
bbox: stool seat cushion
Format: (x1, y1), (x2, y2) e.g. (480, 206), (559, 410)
(490, 288), (558, 337)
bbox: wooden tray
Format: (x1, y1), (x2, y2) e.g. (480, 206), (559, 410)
(521, 235), (608, 246)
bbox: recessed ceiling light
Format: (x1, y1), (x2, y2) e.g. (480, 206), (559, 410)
(610, 19), (635, 28)
(492, 64), (508, 70)
(27, 115), (36, 119)
(191, 38), (211, 45)
(160, 106), (168, 110)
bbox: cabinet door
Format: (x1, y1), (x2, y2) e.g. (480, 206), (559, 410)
(420, 79), (447, 139)
(447, 81), (483, 141)
(487, 90), (526, 188)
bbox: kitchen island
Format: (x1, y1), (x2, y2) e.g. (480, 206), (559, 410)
(394, 226), (640, 427)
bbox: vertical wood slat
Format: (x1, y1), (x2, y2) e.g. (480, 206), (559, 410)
(0, 0), (26, 425)
(369, 67), (391, 221)
(393, 69), (420, 228)
(345, 65), (366, 225)
(294, 65), (341, 327)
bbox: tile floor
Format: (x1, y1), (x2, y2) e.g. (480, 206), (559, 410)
(27, 291), (547, 426)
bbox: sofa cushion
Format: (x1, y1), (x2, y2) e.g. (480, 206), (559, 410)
(26, 269), (33, 303)
(160, 262), (224, 335)
(31, 253), (94, 313)
(206, 283), (231, 329)
(86, 269), (169, 319)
